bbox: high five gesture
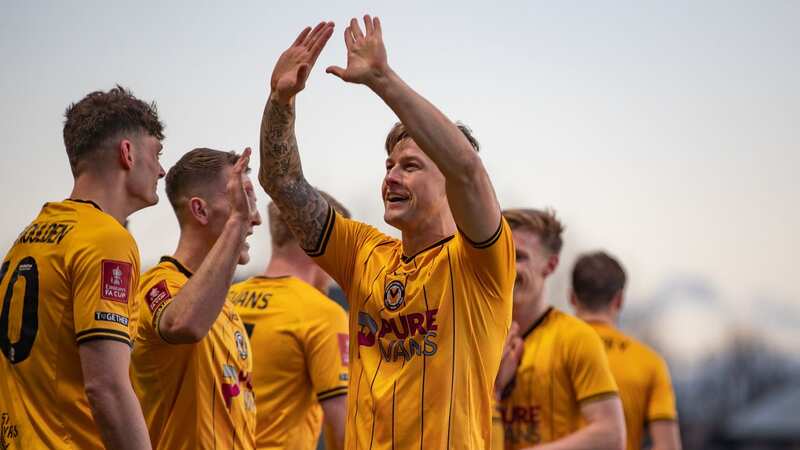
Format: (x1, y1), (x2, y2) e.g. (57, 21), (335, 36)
(271, 22), (334, 104)
(326, 16), (389, 86)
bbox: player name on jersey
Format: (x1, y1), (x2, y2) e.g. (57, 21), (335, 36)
(15, 222), (74, 245)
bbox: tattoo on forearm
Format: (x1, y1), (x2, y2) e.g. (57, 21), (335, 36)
(259, 99), (329, 250)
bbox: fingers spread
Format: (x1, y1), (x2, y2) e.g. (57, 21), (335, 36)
(303, 21), (327, 47)
(349, 17), (364, 40)
(326, 65), (346, 80)
(292, 27), (312, 47)
(364, 14), (374, 35)
(343, 26), (355, 49)
(309, 23), (334, 63)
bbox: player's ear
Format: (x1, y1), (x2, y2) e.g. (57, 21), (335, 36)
(568, 290), (578, 308)
(543, 254), (559, 277)
(189, 197), (210, 225)
(118, 139), (135, 171)
(612, 291), (624, 311)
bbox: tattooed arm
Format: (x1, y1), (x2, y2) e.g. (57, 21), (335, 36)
(258, 22), (335, 250)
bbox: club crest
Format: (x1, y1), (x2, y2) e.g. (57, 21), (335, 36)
(384, 280), (405, 311)
(234, 330), (248, 360)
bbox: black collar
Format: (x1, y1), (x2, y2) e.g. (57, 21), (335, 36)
(160, 256), (193, 278)
(66, 198), (103, 211)
(401, 235), (455, 263)
(522, 307), (554, 339)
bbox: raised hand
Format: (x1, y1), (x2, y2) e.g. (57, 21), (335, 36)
(271, 21), (335, 104)
(326, 15), (389, 86)
(227, 147), (256, 223)
(494, 321), (524, 401)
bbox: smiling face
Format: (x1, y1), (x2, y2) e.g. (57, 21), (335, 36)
(381, 139), (450, 233)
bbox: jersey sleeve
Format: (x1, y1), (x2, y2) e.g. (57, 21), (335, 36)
(566, 325), (619, 404)
(304, 205), (391, 293)
(647, 355), (678, 421)
(138, 273), (186, 344)
(302, 298), (350, 402)
(455, 218), (515, 298)
(70, 227), (140, 348)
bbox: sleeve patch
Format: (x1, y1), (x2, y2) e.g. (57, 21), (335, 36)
(338, 333), (349, 366)
(145, 280), (172, 313)
(100, 260), (132, 303)
(94, 311), (129, 327)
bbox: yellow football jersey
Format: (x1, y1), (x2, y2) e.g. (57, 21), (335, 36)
(228, 275), (349, 450)
(588, 322), (678, 450)
(498, 308), (619, 449)
(131, 256), (256, 450)
(306, 208), (515, 450)
(0, 199), (140, 449)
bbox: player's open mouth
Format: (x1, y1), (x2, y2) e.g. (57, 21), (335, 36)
(386, 193), (409, 204)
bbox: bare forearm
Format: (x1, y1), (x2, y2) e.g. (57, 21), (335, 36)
(369, 69), (479, 178)
(160, 218), (248, 341)
(87, 381), (151, 450)
(257, 94), (328, 249)
(529, 423), (624, 450)
(650, 420), (682, 450)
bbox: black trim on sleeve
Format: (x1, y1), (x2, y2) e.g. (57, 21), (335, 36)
(459, 219), (504, 249)
(317, 386), (348, 401)
(76, 327), (131, 340)
(76, 335), (133, 348)
(304, 205), (336, 257)
(159, 256), (193, 278)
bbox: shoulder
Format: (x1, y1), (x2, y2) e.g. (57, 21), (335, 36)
(287, 278), (346, 319)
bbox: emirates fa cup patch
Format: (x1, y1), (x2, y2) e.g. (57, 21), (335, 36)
(337, 333), (350, 366)
(146, 280), (172, 313)
(100, 260), (132, 303)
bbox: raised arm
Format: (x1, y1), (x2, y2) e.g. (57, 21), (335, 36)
(259, 22), (335, 250)
(327, 15), (501, 243)
(158, 150), (256, 343)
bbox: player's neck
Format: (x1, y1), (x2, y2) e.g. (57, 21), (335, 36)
(575, 308), (616, 327)
(70, 175), (134, 225)
(263, 247), (318, 287)
(513, 295), (551, 335)
(399, 214), (457, 259)
(171, 229), (213, 274)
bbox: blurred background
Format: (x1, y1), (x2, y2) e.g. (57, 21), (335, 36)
(1, 1), (798, 448)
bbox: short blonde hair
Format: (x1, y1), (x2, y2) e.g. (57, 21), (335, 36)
(384, 121), (480, 155)
(268, 191), (350, 249)
(502, 208), (565, 255)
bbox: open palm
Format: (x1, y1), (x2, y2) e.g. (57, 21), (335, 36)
(271, 22), (334, 103)
(327, 15), (389, 86)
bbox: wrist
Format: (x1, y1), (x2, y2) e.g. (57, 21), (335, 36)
(367, 66), (398, 97)
(269, 90), (295, 107)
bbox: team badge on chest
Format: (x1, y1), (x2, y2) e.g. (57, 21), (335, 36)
(234, 330), (248, 360)
(384, 280), (406, 311)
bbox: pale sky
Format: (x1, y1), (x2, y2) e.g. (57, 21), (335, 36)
(1, 1), (798, 357)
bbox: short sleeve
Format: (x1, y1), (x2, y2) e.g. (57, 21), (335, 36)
(647, 355), (678, 421)
(566, 326), (619, 403)
(70, 228), (140, 348)
(303, 300), (350, 402)
(305, 206), (391, 293)
(456, 218), (515, 297)
(138, 274), (186, 344)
